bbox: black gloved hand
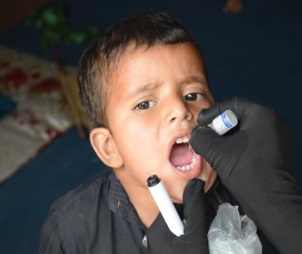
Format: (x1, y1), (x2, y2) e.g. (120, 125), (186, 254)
(146, 179), (209, 254)
(189, 97), (302, 254)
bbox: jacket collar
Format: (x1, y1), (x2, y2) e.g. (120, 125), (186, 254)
(108, 173), (146, 229)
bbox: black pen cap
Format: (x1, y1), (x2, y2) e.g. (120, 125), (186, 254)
(147, 175), (160, 187)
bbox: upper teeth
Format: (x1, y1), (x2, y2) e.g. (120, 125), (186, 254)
(176, 136), (189, 144)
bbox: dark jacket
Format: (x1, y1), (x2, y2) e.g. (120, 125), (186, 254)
(39, 169), (276, 254)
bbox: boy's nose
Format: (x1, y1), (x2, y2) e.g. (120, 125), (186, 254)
(163, 97), (193, 126)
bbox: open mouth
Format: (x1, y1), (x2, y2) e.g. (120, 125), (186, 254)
(169, 137), (196, 171)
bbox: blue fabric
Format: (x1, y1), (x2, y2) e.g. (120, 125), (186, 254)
(0, 93), (16, 117)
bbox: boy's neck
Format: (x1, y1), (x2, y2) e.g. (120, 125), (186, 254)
(131, 192), (159, 228)
(115, 172), (159, 228)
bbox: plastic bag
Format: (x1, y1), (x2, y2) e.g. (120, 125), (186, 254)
(208, 203), (262, 254)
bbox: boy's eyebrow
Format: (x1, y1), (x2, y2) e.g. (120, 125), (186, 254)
(127, 82), (159, 99)
(181, 75), (208, 85)
(127, 75), (208, 99)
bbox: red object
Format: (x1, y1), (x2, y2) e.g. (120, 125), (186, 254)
(34, 78), (61, 92)
(31, 71), (41, 79)
(4, 68), (28, 88)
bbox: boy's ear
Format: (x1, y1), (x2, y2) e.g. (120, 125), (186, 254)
(90, 128), (123, 168)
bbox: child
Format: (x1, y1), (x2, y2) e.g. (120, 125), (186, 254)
(40, 10), (302, 254)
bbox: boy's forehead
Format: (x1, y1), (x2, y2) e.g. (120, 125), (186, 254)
(105, 42), (208, 89)
(107, 42), (208, 90)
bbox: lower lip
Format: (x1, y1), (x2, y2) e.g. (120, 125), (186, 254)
(171, 151), (203, 180)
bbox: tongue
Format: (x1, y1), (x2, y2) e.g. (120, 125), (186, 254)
(169, 143), (192, 167)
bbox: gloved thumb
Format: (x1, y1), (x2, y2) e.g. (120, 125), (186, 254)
(182, 179), (208, 237)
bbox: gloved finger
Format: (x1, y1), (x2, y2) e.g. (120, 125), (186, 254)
(190, 126), (225, 156)
(147, 212), (175, 237)
(146, 212), (175, 253)
(174, 179), (209, 254)
(190, 127), (248, 177)
(182, 179), (207, 236)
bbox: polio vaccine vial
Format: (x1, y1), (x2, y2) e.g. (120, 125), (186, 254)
(208, 110), (238, 135)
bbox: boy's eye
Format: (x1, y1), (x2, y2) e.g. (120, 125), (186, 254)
(135, 100), (156, 110)
(184, 93), (204, 102)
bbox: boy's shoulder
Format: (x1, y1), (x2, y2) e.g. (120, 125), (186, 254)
(49, 169), (113, 218)
(40, 169), (133, 251)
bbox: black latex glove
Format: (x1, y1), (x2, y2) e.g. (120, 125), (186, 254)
(190, 97), (302, 254)
(146, 179), (209, 254)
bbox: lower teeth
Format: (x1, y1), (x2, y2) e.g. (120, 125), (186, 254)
(176, 155), (196, 171)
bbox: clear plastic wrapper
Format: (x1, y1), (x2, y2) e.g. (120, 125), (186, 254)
(208, 203), (262, 254)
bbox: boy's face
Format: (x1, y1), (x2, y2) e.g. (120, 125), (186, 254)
(97, 43), (216, 202)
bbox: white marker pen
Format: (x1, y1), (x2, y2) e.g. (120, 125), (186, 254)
(147, 175), (184, 236)
(208, 109), (238, 135)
